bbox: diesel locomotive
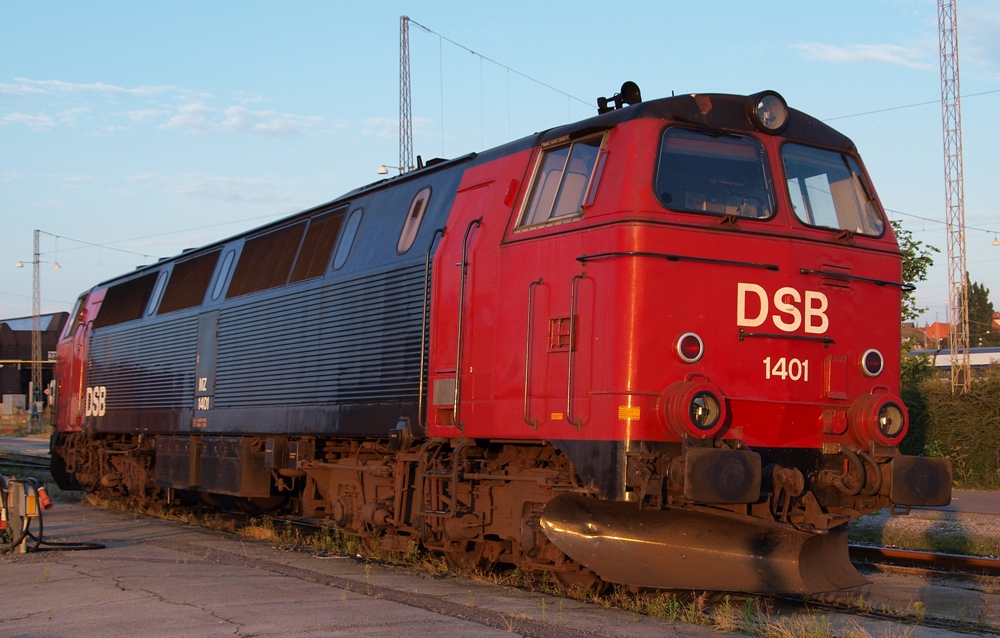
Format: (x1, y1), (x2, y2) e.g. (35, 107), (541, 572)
(51, 85), (952, 594)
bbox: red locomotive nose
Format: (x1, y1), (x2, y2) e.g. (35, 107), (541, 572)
(660, 374), (728, 439)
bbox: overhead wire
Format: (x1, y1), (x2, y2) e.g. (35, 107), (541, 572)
(823, 88), (1000, 122)
(408, 18), (591, 109)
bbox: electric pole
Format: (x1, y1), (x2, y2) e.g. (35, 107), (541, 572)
(400, 16), (414, 174)
(31, 229), (42, 420)
(938, 0), (971, 392)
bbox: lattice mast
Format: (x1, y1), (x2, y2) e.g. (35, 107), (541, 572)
(938, 0), (971, 392)
(31, 229), (42, 407)
(399, 16), (414, 174)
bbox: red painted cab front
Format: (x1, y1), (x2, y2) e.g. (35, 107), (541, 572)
(427, 91), (949, 521)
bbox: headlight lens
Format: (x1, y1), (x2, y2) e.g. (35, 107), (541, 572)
(689, 391), (721, 430)
(877, 402), (905, 438)
(747, 91), (789, 133)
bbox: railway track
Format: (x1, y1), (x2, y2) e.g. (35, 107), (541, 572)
(850, 544), (1000, 578)
(0, 450), (51, 472)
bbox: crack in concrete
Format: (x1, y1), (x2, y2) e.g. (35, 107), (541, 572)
(148, 538), (601, 638)
(105, 569), (250, 636)
(4, 560), (251, 636)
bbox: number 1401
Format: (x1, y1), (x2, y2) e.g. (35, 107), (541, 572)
(763, 357), (809, 381)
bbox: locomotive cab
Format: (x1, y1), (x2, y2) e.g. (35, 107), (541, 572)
(426, 88), (951, 592)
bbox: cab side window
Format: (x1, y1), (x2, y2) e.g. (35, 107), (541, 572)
(518, 134), (604, 228)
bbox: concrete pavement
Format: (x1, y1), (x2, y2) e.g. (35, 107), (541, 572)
(1, 500), (720, 638)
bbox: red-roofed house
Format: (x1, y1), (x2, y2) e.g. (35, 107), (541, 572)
(923, 322), (949, 348)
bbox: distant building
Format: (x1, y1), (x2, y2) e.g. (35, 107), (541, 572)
(922, 321), (949, 348)
(0, 313), (69, 403)
(901, 321), (933, 348)
(912, 347), (1000, 370)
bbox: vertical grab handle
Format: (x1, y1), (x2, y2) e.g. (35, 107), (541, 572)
(453, 217), (482, 431)
(418, 227), (446, 430)
(523, 278), (543, 430)
(567, 273), (586, 430)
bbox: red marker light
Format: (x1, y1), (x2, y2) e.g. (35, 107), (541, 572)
(862, 349), (884, 377)
(677, 333), (704, 364)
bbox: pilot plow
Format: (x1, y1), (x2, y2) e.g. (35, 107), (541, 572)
(540, 493), (866, 595)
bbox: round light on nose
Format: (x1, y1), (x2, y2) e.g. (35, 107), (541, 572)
(661, 376), (728, 439)
(861, 349), (884, 377)
(689, 391), (721, 431)
(877, 402), (905, 438)
(848, 392), (909, 447)
(676, 332), (704, 364)
(747, 91), (789, 133)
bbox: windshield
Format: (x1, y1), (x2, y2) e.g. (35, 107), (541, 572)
(782, 144), (885, 236)
(655, 128), (773, 219)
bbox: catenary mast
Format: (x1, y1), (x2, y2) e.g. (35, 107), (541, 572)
(938, 0), (970, 392)
(400, 16), (414, 174)
(31, 229), (42, 420)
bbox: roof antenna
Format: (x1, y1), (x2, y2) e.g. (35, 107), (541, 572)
(597, 81), (642, 114)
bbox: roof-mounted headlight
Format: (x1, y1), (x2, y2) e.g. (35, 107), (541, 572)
(746, 91), (789, 134)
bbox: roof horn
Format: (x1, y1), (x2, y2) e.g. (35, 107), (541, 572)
(597, 81), (642, 114)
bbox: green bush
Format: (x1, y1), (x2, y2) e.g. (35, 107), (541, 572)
(901, 367), (1000, 489)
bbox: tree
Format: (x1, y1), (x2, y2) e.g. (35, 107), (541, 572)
(967, 276), (999, 347)
(893, 219), (939, 386)
(892, 219), (939, 322)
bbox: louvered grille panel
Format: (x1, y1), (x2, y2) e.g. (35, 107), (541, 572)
(89, 315), (199, 409)
(215, 263), (426, 406)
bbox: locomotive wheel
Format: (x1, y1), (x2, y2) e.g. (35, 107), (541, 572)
(443, 540), (488, 571)
(554, 565), (608, 595)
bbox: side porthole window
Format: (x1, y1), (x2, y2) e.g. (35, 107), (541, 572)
(145, 271), (169, 316)
(333, 208), (363, 270)
(518, 134), (604, 228)
(397, 187), (431, 254)
(211, 250), (235, 300)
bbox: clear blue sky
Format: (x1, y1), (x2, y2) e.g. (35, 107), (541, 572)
(2, 1), (998, 325)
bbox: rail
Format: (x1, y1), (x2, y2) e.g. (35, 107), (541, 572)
(849, 544), (1000, 577)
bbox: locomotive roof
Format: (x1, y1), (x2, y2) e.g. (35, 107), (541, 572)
(540, 92), (854, 151)
(98, 91), (852, 288)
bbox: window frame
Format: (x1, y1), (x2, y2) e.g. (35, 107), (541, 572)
(289, 207), (348, 283)
(211, 250), (236, 301)
(397, 187), (431, 254)
(515, 132), (607, 231)
(779, 141), (887, 238)
(225, 221), (308, 299)
(62, 295), (87, 338)
(654, 126), (776, 221)
(145, 271), (169, 316)
(157, 250), (222, 315)
(332, 207), (363, 270)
